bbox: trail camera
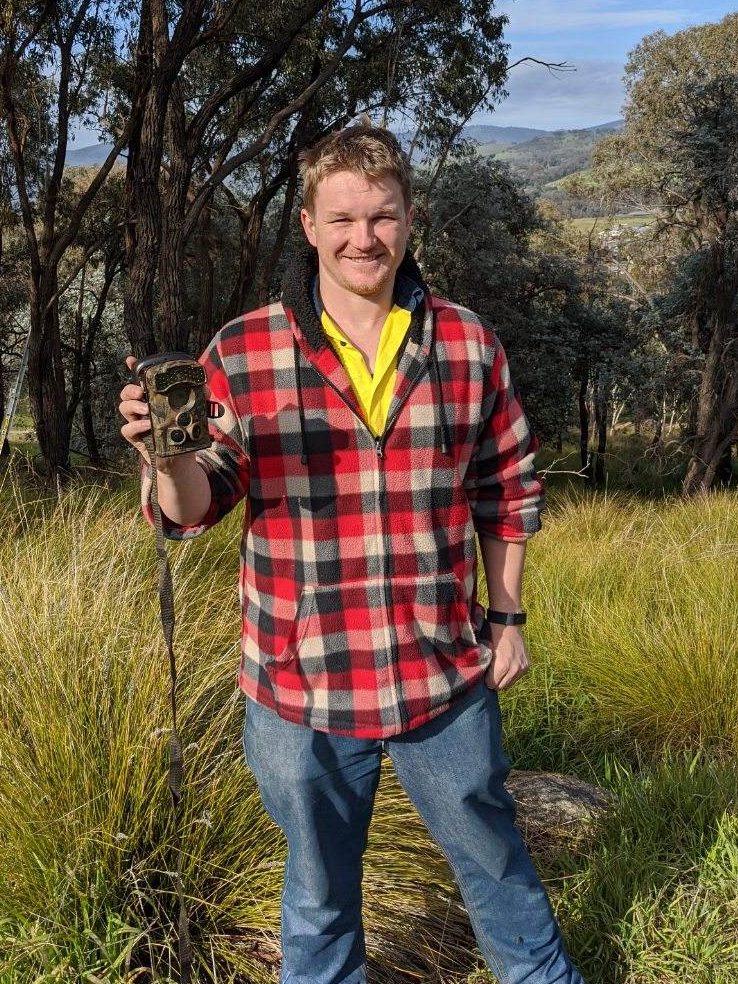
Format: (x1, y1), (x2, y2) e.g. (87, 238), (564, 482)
(136, 352), (212, 458)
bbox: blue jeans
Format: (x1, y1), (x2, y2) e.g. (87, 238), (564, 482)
(243, 683), (585, 984)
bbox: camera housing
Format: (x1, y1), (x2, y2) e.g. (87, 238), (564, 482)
(136, 352), (212, 458)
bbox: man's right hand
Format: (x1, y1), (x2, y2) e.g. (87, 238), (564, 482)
(119, 355), (153, 465)
(118, 354), (211, 474)
(119, 354), (213, 524)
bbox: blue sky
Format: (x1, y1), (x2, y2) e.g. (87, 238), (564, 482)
(477, 0), (738, 131)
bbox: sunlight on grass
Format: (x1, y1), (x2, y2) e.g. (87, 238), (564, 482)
(0, 479), (476, 982)
(525, 490), (738, 755)
(0, 474), (736, 983)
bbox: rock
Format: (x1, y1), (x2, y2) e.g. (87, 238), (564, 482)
(505, 770), (614, 855)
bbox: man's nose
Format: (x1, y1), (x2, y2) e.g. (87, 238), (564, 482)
(351, 221), (376, 250)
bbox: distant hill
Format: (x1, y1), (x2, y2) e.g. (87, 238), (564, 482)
(479, 121), (624, 215)
(486, 120), (622, 182)
(459, 124), (551, 146)
(66, 119), (622, 216)
(66, 142), (124, 166)
(396, 123), (552, 155)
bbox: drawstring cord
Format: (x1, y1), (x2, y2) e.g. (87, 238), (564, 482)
(293, 338), (309, 466)
(431, 346), (452, 456)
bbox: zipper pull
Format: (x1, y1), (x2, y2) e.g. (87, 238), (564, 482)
(374, 437), (384, 458)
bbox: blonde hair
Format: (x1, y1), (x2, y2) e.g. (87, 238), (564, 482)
(299, 119), (412, 213)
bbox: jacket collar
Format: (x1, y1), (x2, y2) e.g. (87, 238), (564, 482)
(281, 245), (429, 353)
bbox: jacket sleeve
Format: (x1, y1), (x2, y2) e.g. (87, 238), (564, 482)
(141, 334), (250, 540)
(463, 331), (544, 542)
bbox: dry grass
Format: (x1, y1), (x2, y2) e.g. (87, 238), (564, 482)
(0, 473), (736, 983)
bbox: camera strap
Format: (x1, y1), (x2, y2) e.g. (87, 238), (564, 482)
(145, 436), (193, 984)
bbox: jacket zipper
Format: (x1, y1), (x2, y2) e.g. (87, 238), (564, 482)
(301, 346), (432, 732)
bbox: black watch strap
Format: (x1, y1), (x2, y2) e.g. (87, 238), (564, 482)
(486, 608), (527, 626)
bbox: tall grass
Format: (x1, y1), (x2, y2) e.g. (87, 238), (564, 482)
(0, 480), (471, 982)
(521, 490), (738, 760)
(0, 473), (736, 983)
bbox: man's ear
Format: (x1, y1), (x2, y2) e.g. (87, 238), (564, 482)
(300, 208), (317, 247)
(406, 203), (415, 229)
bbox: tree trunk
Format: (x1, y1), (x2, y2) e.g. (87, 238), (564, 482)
(593, 375), (608, 487)
(578, 372), (590, 477)
(649, 404), (664, 452)
(224, 197), (270, 324)
(192, 201), (217, 355)
(683, 316), (738, 494)
(0, 350), (6, 445)
(123, 1), (207, 356)
(124, 79), (168, 356)
(715, 444), (734, 485)
(0, 350), (8, 449)
(80, 359), (101, 466)
(257, 164), (299, 305)
(158, 80), (191, 351)
(28, 291), (71, 477)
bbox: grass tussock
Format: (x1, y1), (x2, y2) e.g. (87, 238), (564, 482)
(478, 489), (738, 769)
(0, 480), (476, 983)
(0, 473), (736, 983)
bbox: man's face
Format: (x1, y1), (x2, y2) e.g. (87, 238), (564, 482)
(300, 170), (413, 301)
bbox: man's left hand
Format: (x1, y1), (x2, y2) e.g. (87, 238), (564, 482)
(484, 625), (530, 691)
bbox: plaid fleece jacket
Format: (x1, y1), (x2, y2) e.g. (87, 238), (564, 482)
(142, 251), (544, 738)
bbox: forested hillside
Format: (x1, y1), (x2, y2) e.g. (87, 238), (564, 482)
(482, 120), (624, 215)
(69, 119), (622, 214)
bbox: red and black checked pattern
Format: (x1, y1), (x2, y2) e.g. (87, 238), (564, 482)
(142, 289), (544, 738)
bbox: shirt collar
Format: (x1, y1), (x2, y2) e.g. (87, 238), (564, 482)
(311, 271), (425, 319)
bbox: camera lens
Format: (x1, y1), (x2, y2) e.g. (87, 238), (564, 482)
(168, 384), (192, 410)
(176, 412), (192, 427)
(170, 429), (186, 445)
(190, 424), (202, 440)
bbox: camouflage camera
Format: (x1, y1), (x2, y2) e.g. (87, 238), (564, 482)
(136, 352), (212, 458)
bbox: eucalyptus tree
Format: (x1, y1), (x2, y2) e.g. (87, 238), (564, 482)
(415, 155), (581, 446)
(0, 0), (130, 476)
(0, 179), (27, 456)
(60, 168), (126, 464)
(586, 14), (738, 492)
(1, 0), (512, 474)
(117, 0), (511, 356)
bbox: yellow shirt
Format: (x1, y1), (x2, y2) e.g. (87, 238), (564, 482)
(321, 305), (411, 438)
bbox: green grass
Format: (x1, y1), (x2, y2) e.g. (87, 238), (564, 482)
(516, 489), (738, 761)
(567, 213), (655, 232)
(0, 468), (736, 983)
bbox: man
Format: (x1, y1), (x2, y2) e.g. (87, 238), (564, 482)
(119, 122), (585, 984)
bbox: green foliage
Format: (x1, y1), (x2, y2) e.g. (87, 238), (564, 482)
(416, 155), (635, 446)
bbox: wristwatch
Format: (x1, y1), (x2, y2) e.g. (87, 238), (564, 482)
(486, 609), (527, 626)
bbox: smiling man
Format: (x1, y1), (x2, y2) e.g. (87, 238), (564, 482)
(119, 121), (585, 984)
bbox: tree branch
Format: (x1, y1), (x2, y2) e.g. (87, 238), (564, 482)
(506, 56), (575, 75)
(182, 3), (367, 239)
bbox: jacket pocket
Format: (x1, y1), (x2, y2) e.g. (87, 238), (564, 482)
(271, 573), (479, 675)
(391, 572), (480, 664)
(271, 581), (377, 669)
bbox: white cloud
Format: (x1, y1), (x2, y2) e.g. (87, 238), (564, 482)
(498, 0), (688, 32)
(481, 58), (626, 130)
